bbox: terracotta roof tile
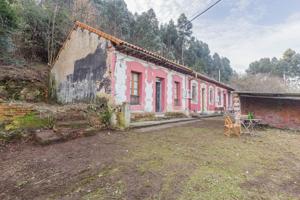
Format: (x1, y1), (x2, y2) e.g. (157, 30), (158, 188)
(73, 21), (233, 90)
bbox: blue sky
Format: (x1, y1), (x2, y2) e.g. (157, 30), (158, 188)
(124, 0), (300, 72)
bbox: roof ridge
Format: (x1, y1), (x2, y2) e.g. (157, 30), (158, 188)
(74, 21), (234, 90)
(75, 21), (192, 71)
(75, 21), (124, 45)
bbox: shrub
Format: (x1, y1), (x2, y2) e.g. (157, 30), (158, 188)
(165, 112), (187, 118)
(87, 95), (113, 128)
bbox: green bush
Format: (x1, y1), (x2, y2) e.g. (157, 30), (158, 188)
(101, 106), (113, 128)
(87, 96), (113, 128)
(247, 112), (254, 120)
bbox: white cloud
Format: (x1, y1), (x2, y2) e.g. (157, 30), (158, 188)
(124, 0), (300, 72)
(125, 0), (211, 22)
(194, 14), (300, 72)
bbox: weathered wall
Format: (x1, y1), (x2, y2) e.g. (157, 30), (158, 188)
(51, 27), (233, 112)
(51, 28), (112, 103)
(241, 97), (300, 130)
(112, 52), (189, 113)
(189, 80), (228, 113)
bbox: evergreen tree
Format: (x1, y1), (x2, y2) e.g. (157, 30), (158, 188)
(93, 0), (134, 41)
(176, 13), (192, 64)
(0, 0), (234, 82)
(247, 48), (300, 78)
(132, 8), (161, 52)
(0, 0), (18, 63)
(160, 19), (178, 59)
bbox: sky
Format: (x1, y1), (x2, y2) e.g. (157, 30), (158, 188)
(124, 0), (300, 72)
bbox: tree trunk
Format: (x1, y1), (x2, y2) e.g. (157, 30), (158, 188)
(48, 4), (58, 66)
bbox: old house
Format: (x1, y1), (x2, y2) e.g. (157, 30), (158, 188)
(51, 21), (234, 114)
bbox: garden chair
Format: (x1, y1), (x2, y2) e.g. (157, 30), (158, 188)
(224, 115), (241, 137)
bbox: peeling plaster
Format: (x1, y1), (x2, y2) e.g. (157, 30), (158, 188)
(113, 52), (189, 112)
(167, 72), (173, 111)
(51, 28), (232, 112)
(114, 54), (127, 104)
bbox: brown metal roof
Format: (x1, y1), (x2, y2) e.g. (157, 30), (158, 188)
(73, 21), (234, 90)
(234, 91), (300, 100)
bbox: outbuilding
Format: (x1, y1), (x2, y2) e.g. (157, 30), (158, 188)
(233, 91), (300, 130)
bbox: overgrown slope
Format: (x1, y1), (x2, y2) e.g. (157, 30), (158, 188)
(0, 64), (49, 102)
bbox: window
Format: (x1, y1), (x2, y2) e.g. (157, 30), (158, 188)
(192, 84), (197, 102)
(209, 88), (214, 104)
(174, 81), (180, 106)
(218, 90), (222, 106)
(130, 72), (140, 105)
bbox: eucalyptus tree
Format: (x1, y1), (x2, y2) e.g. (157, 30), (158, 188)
(176, 13), (192, 64)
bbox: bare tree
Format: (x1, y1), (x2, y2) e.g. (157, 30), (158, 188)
(230, 73), (299, 93)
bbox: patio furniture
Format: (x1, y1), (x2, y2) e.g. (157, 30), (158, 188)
(240, 116), (261, 136)
(224, 115), (241, 137)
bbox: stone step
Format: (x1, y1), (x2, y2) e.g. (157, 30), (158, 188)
(34, 130), (62, 145)
(57, 127), (99, 140)
(130, 117), (199, 129)
(55, 112), (86, 121)
(34, 127), (99, 145)
(55, 120), (90, 128)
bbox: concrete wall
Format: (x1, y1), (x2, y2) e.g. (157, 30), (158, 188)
(240, 97), (300, 130)
(51, 27), (112, 103)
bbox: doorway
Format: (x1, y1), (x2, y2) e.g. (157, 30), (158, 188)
(155, 78), (162, 112)
(223, 93), (227, 109)
(201, 88), (206, 113)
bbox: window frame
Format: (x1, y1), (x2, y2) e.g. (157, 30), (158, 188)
(209, 87), (214, 105)
(217, 90), (222, 106)
(174, 81), (180, 106)
(130, 71), (140, 105)
(191, 83), (197, 102)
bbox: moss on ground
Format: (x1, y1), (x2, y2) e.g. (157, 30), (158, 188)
(4, 113), (51, 131)
(0, 112), (54, 142)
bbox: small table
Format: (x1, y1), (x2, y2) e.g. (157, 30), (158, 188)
(241, 118), (261, 136)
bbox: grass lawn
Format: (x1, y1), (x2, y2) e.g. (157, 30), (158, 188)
(1, 117), (300, 200)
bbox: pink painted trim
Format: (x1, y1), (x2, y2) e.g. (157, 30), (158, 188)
(172, 74), (183, 110)
(223, 90), (228, 110)
(125, 61), (146, 111)
(152, 68), (168, 112)
(110, 52), (117, 98)
(189, 79), (201, 112)
(207, 84), (216, 111)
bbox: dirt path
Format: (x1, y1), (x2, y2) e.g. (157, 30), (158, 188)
(1, 118), (300, 200)
(0, 131), (128, 200)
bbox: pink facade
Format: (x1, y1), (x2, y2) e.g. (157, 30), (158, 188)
(51, 21), (234, 111)
(111, 52), (233, 114)
(125, 61), (146, 111)
(172, 75), (183, 111)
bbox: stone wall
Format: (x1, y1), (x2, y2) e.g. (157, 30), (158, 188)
(0, 103), (34, 121)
